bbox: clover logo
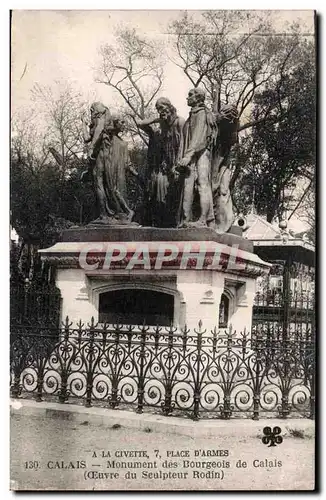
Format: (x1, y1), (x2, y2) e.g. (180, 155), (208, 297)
(262, 426), (283, 447)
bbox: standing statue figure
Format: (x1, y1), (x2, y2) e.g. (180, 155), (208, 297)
(136, 98), (185, 227)
(211, 103), (239, 234)
(110, 114), (141, 222)
(177, 88), (217, 228)
(81, 102), (137, 225)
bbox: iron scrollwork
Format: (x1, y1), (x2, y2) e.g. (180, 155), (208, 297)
(10, 318), (315, 421)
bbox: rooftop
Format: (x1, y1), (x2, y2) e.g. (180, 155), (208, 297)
(241, 212), (315, 267)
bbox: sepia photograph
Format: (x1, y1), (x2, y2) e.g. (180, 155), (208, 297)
(10, 9), (316, 491)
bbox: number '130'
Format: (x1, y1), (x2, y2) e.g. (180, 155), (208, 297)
(24, 461), (40, 469)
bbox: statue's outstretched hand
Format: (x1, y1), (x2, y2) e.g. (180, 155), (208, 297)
(136, 116), (160, 127)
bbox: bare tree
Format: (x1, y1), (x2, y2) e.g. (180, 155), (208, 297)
(11, 83), (88, 280)
(95, 27), (165, 141)
(31, 81), (87, 178)
(169, 11), (309, 130)
(11, 110), (50, 174)
(11, 111), (50, 281)
(168, 11), (315, 221)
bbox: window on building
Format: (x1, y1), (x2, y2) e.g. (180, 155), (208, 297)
(99, 289), (174, 326)
(219, 293), (229, 328)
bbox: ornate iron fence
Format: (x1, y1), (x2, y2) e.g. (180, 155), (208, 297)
(10, 318), (315, 420)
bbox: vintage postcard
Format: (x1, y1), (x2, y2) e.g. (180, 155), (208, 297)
(10, 9), (316, 491)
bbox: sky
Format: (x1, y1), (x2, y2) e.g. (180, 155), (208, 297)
(11, 11), (191, 118)
(11, 10), (315, 120)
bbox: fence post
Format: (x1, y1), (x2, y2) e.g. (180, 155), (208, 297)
(35, 358), (44, 402)
(136, 326), (146, 414)
(282, 257), (292, 342)
(109, 326), (120, 409)
(252, 335), (262, 421)
(310, 373), (315, 419)
(279, 343), (290, 418)
(220, 326), (233, 419)
(162, 326), (174, 416)
(58, 317), (70, 403)
(192, 322), (203, 421)
(85, 317), (95, 408)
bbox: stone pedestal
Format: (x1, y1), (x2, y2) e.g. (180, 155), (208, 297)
(39, 227), (271, 333)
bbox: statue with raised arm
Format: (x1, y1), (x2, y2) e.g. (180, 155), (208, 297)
(136, 97), (185, 227)
(81, 102), (138, 225)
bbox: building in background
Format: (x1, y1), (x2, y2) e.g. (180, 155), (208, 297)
(238, 212), (315, 339)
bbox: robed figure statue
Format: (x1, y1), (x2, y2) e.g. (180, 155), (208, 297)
(177, 88), (238, 233)
(211, 102), (239, 234)
(81, 102), (138, 225)
(137, 97), (184, 227)
(177, 88), (217, 228)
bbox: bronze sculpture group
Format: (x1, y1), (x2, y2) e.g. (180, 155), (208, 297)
(81, 88), (239, 234)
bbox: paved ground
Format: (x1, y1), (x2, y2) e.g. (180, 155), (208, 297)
(10, 409), (315, 491)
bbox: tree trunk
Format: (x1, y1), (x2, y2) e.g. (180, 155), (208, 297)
(17, 240), (25, 274)
(266, 205), (276, 223)
(28, 243), (34, 281)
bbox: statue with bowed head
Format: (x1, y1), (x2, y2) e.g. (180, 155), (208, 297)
(136, 97), (185, 227)
(81, 102), (139, 226)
